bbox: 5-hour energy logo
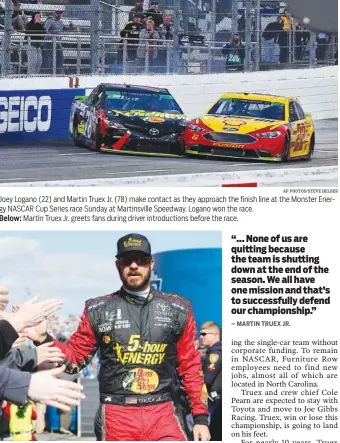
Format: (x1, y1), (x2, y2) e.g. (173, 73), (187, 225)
(113, 334), (168, 365)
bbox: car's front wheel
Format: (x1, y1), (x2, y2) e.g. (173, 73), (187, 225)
(171, 140), (186, 155)
(94, 123), (104, 151)
(281, 133), (291, 162)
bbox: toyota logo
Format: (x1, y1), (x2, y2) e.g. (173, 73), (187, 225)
(149, 128), (160, 136)
(157, 303), (170, 312)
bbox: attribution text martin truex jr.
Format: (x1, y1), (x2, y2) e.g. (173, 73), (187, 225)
(69, 83), (187, 155)
(184, 93), (315, 161)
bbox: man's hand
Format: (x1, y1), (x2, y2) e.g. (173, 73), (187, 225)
(28, 365), (86, 411)
(26, 320), (49, 343)
(11, 332), (29, 349)
(37, 342), (65, 370)
(193, 425), (211, 441)
(3, 299), (62, 332)
(13, 297), (49, 343)
(0, 285), (9, 312)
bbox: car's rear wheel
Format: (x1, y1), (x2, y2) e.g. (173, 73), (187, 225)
(281, 133), (291, 162)
(72, 118), (83, 147)
(305, 133), (315, 160)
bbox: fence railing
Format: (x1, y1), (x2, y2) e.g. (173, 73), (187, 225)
(1, 32), (337, 78)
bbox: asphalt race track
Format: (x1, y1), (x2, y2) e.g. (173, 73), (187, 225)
(0, 120), (337, 185)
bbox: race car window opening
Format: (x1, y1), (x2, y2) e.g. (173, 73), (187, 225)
(289, 102), (299, 122)
(88, 87), (99, 105)
(295, 102), (306, 120)
(94, 92), (103, 109)
(207, 99), (285, 121)
(104, 90), (183, 114)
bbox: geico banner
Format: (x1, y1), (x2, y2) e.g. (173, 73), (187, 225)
(152, 248), (222, 328)
(0, 89), (85, 144)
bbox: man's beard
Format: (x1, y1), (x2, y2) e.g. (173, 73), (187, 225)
(119, 266), (152, 291)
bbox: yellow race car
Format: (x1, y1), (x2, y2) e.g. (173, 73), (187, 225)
(184, 92), (315, 161)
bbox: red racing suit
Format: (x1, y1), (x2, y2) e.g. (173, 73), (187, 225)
(41, 287), (209, 441)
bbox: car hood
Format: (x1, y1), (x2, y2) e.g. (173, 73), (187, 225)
(105, 109), (187, 127)
(200, 115), (286, 133)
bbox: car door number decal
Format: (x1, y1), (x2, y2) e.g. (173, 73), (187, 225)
(291, 123), (307, 152)
(84, 112), (95, 139)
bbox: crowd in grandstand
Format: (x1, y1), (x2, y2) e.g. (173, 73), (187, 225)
(9, 0), (71, 74)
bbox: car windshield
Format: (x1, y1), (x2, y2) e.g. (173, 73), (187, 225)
(208, 98), (285, 121)
(104, 90), (183, 114)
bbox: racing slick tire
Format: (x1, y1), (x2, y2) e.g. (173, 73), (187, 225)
(72, 118), (83, 147)
(281, 133), (291, 162)
(305, 133), (315, 160)
(94, 123), (104, 152)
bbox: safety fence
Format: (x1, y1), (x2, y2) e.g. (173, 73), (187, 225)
(0, 32), (337, 77)
(0, 0), (337, 77)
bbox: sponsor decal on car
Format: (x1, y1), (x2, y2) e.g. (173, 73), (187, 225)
(212, 142), (245, 148)
(222, 118), (247, 127)
(148, 117), (165, 123)
(110, 110), (184, 120)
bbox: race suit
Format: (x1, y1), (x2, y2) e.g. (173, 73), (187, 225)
(41, 287), (209, 441)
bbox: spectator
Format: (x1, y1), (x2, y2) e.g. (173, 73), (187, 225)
(120, 12), (144, 62)
(145, 1), (163, 28)
(43, 9), (66, 75)
(316, 32), (330, 62)
(199, 0), (211, 17)
(157, 14), (174, 73)
(200, 321), (222, 441)
(277, 9), (294, 63)
(0, 401), (9, 440)
(25, 12), (45, 75)
(238, 14), (245, 41)
(294, 24), (309, 62)
(159, 14), (174, 41)
(262, 18), (281, 63)
(222, 32), (245, 71)
(33, 403), (46, 435)
(137, 19), (161, 72)
(11, 0), (28, 72)
(128, 0), (145, 22)
(0, 366), (85, 412)
(198, 1), (213, 39)
(3, 401), (37, 441)
(12, 0), (28, 31)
